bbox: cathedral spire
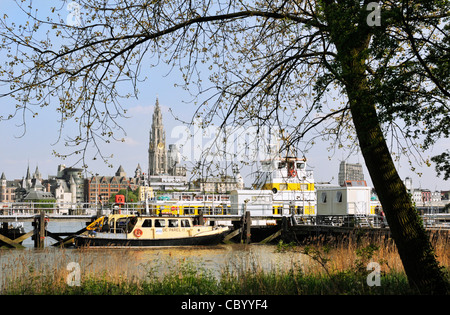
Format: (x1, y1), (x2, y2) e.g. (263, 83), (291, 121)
(148, 97), (167, 176)
(26, 164), (31, 180)
(34, 165), (42, 180)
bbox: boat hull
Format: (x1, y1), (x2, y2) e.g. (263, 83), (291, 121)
(74, 231), (227, 247)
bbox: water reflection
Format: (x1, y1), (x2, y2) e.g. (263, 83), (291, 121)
(1, 244), (308, 282)
(1, 221), (309, 284)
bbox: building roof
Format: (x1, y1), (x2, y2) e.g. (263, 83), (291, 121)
(115, 165), (126, 177)
(23, 190), (55, 200)
(88, 175), (141, 186)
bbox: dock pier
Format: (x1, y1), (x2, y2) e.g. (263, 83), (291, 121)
(32, 211), (46, 249)
(0, 210), (97, 249)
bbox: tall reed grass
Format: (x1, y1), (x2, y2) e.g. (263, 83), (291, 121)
(0, 231), (448, 295)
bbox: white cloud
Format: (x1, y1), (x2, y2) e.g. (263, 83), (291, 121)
(128, 102), (171, 117)
(122, 136), (140, 146)
(128, 104), (154, 115)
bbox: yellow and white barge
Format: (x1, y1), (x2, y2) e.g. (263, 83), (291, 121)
(232, 156), (317, 217)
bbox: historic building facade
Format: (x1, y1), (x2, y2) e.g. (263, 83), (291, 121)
(47, 165), (84, 204)
(84, 165), (144, 204)
(0, 172), (20, 203)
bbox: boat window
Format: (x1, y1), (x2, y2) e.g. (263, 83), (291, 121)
(115, 218), (129, 233)
(168, 219), (179, 227)
(296, 162), (305, 170)
(180, 219), (191, 227)
(289, 204), (295, 214)
(335, 192), (343, 203)
(278, 161), (286, 169)
(154, 219), (166, 227)
(184, 206), (195, 215)
(213, 207), (222, 215)
(198, 206), (212, 215)
(142, 219), (152, 227)
(321, 192), (327, 203)
(272, 205), (281, 215)
(127, 217), (138, 233)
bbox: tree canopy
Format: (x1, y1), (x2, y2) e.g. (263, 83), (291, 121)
(0, 1), (448, 174)
(0, 0), (448, 293)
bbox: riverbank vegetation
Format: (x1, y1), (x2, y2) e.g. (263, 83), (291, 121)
(1, 232), (448, 295)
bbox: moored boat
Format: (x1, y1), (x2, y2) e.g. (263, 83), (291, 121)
(74, 214), (229, 247)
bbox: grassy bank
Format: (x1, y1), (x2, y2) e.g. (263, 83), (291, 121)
(1, 257), (416, 295)
(0, 232), (448, 295)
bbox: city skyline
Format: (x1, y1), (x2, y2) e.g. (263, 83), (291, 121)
(0, 2), (448, 192)
(0, 94), (447, 192)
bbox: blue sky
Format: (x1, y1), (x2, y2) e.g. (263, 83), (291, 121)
(0, 1), (447, 191)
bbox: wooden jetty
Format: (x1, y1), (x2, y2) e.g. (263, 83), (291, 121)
(0, 211), (95, 249)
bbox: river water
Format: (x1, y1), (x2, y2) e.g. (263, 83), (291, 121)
(1, 221), (309, 285)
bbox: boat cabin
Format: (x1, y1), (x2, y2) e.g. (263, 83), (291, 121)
(254, 156), (315, 193)
(99, 214), (197, 235)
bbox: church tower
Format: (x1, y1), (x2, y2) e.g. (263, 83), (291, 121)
(148, 98), (167, 175)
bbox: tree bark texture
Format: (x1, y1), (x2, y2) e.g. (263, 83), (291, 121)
(349, 81), (448, 294)
(337, 33), (448, 294)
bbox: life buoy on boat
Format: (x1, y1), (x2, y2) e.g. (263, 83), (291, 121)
(288, 169), (297, 177)
(133, 229), (143, 237)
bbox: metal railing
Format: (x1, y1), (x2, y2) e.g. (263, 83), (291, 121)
(0, 201), (448, 229)
(0, 202), (145, 216)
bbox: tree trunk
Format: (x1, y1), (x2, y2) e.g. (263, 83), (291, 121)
(340, 39), (448, 294)
(349, 86), (448, 294)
